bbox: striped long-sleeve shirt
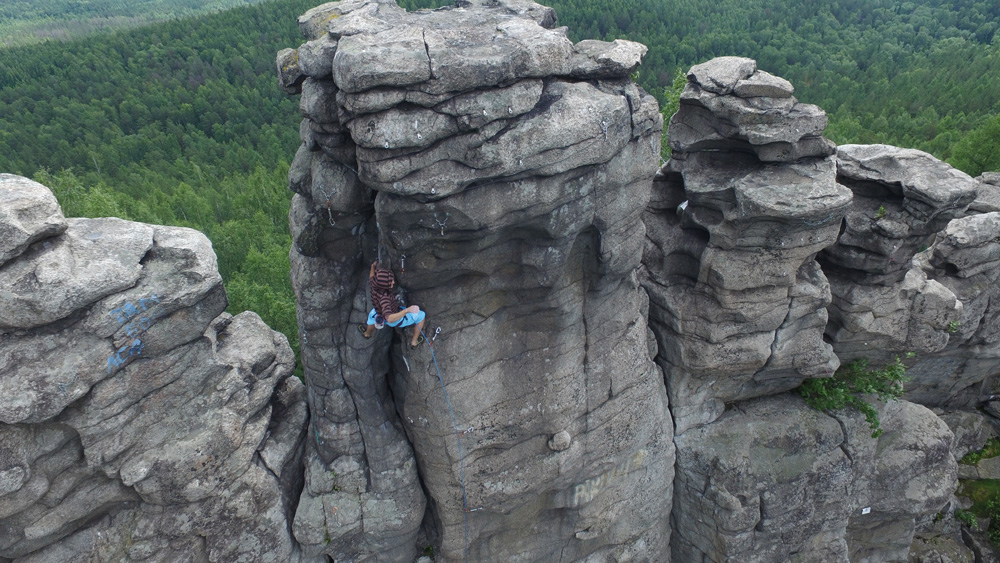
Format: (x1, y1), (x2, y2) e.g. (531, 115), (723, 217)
(371, 269), (400, 318)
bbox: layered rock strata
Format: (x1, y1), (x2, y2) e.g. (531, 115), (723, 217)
(0, 175), (305, 562)
(645, 58), (967, 561)
(819, 146), (1000, 411)
(279, 0), (672, 560)
(645, 57), (852, 434)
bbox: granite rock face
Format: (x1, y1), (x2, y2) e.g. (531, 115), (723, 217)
(819, 146), (1000, 411)
(646, 57), (974, 562)
(0, 176), (306, 562)
(672, 395), (956, 563)
(644, 56), (852, 434)
(280, 0), (671, 560)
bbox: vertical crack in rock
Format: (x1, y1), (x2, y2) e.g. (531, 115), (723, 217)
(281, 0), (670, 560)
(422, 29), (434, 80)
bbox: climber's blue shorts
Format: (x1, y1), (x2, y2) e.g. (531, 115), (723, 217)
(367, 308), (424, 328)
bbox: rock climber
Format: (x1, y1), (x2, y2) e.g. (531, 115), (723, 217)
(359, 260), (429, 348)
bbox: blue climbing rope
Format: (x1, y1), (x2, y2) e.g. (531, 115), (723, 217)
(420, 328), (470, 563)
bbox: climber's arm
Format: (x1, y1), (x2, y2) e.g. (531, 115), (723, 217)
(384, 305), (419, 323)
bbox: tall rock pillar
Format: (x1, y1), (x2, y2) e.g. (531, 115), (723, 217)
(644, 58), (957, 562)
(278, 0), (673, 560)
(644, 56), (851, 434)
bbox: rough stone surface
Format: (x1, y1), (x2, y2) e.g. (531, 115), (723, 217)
(939, 409), (994, 462)
(276, 48), (305, 94)
(961, 528), (1000, 563)
(669, 56), (835, 162)
(908, 534), (975, 562)
(981, 173), (1000, 186)
(824, 144), (978, 280)
(972, 173), (1000, 212)
(0, 178), (305, 562)
(644, 60), (851, 434)
(281, 0), (672, 560)
(672, 395), (956, 563)
(0, 175), (67, 269)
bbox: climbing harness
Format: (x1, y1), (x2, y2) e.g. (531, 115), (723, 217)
(421, 327), (472, 562)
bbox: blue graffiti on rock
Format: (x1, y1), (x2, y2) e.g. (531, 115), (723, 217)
(106, 339), (145, 374)
(106, 294), (162, 373)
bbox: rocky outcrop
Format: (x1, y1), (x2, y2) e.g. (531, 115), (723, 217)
(645, 57), (852, 434)
(668, 56), (835, 163)
(280, 0), (671, 560)
(5, 1), (1000, 560)
(821, 145), (975, 358)
(0, 175), (306, 562)
(818, 146), (1000, 411)
(973, 171), (1000, 212)
(644, 58), (976, 561)
(672, 395), (956, 562)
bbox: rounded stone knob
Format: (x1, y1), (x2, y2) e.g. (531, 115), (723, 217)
(548, 430), (571, 451)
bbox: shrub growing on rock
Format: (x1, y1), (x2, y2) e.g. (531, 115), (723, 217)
(798, 356), (909, 438)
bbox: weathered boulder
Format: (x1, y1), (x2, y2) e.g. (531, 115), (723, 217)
(0, 176), (305, 562)
(823, 144), (978, 281)
(0, 174), (66, 269)
(280, 0), (672, 560)
(972, 172), (1000, 212)
(908, 534), (976, 563)
(939, 409), (995, 462)
(644, 59), (851, 434)
(667, 56), (836, 162)
(672, 394), (956, 562)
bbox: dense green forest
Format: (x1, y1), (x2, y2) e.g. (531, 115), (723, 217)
(0, 0), (274, 48)
(2, 0), (1000, 376)
(552, 0), (1000, 171)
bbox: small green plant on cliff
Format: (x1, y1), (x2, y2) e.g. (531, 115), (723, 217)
(659, 68), (688, 161)
(875, 205), (887, 219)
(961, 438), (1000, 465)
(948, 320), (961, 334)
(988, 499), (1000, 545)
(798, 356), (909, 438)
(956, 508), (979, 530)
(958, 479), (1000, 548)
